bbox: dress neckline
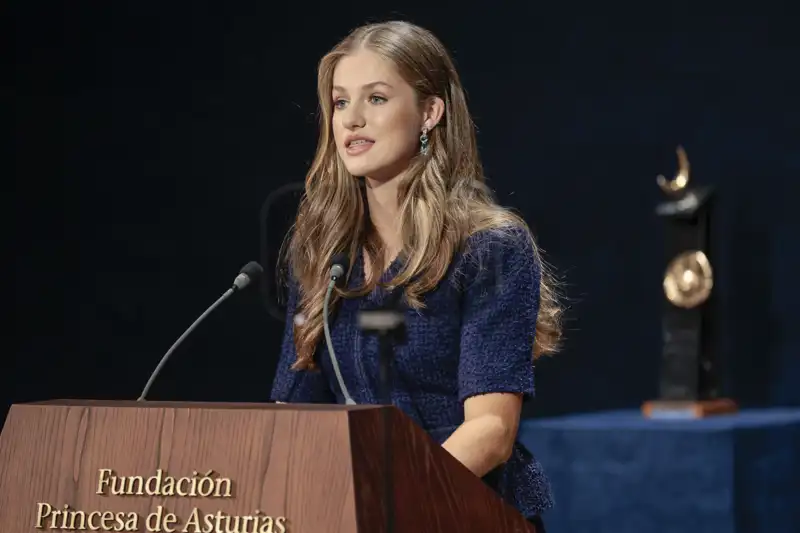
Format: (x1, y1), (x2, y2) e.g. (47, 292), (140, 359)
(351, 248), (403, 287)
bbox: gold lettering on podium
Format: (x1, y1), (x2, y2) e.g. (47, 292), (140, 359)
(182, 509), (287, 533)
(96, 469), (233, 498)
(35, 503), (138, 531)
(35, 468), (288, 532)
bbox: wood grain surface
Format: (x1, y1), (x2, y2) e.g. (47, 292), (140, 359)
(0, 400), (534, 532)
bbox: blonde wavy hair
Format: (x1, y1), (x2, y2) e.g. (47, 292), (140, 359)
(282, 21), (563, 370)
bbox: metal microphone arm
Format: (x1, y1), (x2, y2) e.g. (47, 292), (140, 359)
(137, 262), (262, 401)
(323, 276), (357, 405)
(137, 288), (234, 401)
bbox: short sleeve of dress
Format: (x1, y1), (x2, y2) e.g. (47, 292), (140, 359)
(269, 277), (335, 403)
(458, 226), (541, 403)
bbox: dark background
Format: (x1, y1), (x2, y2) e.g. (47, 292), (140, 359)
(9, 5), (800, 425)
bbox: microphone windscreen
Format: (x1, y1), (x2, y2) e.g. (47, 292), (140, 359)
(240, 261), (264, 282)
(330, 253), (350, 282)
(331, 253), (349, 269)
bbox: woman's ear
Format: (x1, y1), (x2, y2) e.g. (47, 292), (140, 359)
(421, 96), (445, 130)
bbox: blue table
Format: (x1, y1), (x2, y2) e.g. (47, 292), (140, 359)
(518, 409), (800, 533)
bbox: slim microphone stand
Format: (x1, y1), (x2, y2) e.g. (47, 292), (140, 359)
(357, 297), (406, 533)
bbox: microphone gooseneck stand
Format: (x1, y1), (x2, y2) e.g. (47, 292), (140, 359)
(357, 295), (406, 533)
(137, 261), (263, 402)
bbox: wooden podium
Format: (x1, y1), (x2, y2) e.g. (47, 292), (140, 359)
(0, 400), (534, 532)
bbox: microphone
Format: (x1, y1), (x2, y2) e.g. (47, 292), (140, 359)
(137, 261), (264, 401)
(323, 253), (357, 405)
(358, 291), (406, 407)
(355, 272), (404, 533)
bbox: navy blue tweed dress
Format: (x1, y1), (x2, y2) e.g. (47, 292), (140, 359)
(269, 226), (554, 519)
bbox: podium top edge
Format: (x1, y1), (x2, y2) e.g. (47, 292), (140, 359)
(14, 399), (385, 412)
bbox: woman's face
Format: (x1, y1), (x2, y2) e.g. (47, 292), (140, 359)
(331, 48), (424, 182)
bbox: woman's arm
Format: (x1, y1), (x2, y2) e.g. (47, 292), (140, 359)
(442, 392), (522, 477)
(442, 227), (541, 476)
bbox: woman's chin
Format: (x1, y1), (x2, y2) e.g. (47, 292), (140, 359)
(340, 152), (409, 183)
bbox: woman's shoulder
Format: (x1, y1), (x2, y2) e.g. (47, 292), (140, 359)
(462, 222), (534, 255)
(448, 222), (541, 292)
(459, 222), (538, 271)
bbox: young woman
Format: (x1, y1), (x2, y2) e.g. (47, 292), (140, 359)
(270, 20), (563, 530)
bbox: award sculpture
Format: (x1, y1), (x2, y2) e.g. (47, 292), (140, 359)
(642, 146), (737, 418)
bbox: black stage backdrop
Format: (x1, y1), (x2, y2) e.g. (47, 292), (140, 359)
(9, 5), (800, 424)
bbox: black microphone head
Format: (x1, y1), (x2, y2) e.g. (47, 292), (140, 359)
(331, 253), (349, 269)
(330, 253), (349, 282)
(233, 261), (263, 290)
(240, 261), (264, 280)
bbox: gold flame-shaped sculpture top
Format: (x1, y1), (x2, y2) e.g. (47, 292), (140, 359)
(657, 146), (690, 195)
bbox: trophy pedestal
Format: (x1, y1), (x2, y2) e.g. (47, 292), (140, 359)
(642, 398), (738, 419)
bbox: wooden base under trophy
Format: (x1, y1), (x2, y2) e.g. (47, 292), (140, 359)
(642, 398), (737, 419)
(642, 147), (737, 419)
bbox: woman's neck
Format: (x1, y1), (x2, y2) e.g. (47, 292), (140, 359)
(364, 176), (402, 261)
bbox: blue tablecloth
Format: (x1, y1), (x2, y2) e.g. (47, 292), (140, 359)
(518, 409), (800, 533)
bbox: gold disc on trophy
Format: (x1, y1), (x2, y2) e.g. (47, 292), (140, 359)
(663, 250), (713, 308)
